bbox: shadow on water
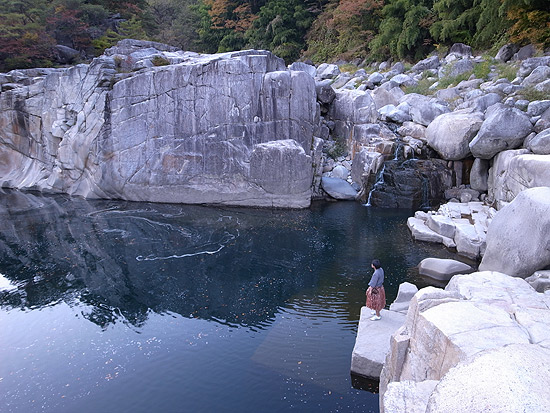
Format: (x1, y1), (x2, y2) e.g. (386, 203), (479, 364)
(351, 374), (380, 394)
(0, 189), (464, 330)
(0, 189), (471, 413)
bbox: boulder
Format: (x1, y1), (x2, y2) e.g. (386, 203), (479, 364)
(381, 270), (550, 413)
(525, 270), (550, 293)
(331, 164), (349, 180)
(329, 89), (378, 139)
(53, 45), (80, 64)
(397, 122), (426, 139)
(487, 149), (529, 208)
(469, 158), (489, 192)
(456, 92), (501, 113)
(444, 59), (474, 78)
(521, 65), (550, 87)
(288, 61), (316, 78)
(495, 44), (520, 62)
(425, 344), (550, 413)
(527, 100), (550, 117)
(526, 129), (550, 155)
(418, 258), (474, 282)
(371, 87), (399, 109)
(315, 79), (336, 104)
(448, 43), (473, 58)
(469, 103), (533, 159)
(514, 44), (536, 62)
(389, 282), (419, 313)
(368, 71), (385, 85)
(378, 104), (412, 123)
(426, 215), (457, 239)
(400, 94), (450, 127)
(500, 154), (550, 204)
(391, 73), (417, 87)
(517, 56), (550, 78)
(321, 177), (358, 200)
(407, 217), (456, 248)
(425, 111), (483, 160)
(454, 222), (485, 260)
(250, 139), (313, 199)
(412, 56), (440, 72)
(316, 63), (340, 79)
(479, 187), (550, 277)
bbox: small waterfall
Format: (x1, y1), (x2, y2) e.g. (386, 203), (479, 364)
(365, 165), (386, 207)
(393, 142), (403, 161)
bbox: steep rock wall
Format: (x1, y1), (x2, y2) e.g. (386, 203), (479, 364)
(0, 45), (320, 208)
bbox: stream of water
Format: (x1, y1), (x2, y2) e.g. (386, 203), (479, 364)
(0, 190), (460, 412)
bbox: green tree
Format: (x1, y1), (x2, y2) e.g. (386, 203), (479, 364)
(370, 0), (435, 61)
(430, 0), (479, 45)
(246, 0), (313, 62)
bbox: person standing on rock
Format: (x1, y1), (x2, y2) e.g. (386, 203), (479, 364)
(366, 259), (385, 321)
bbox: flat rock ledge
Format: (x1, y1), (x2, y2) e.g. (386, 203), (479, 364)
(408, 201), (496, 260)
(380, 271), (550, 413)
(351, 307), (406, 379)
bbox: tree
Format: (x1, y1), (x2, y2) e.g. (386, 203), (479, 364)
(504, 0), (550, 48)
(305, 0), (383, 62)
(246, 0), (313, 62)
(430, 0), (479, 45)
(370, 0), (435, 61)
(0, 0), (54, 70)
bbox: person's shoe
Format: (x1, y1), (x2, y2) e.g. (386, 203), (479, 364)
(370, 315), (381, 321)
(370, 309), (376, 315)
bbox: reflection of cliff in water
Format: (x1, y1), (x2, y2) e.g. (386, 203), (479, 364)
(0, 190), (325, 328)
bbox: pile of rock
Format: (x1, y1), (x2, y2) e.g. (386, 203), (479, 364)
(307, 42), (550, 209)
(407, 201), (496, 260)
(380, 271), (550, 413)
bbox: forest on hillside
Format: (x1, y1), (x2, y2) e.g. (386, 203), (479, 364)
(1, 0), (549, 71)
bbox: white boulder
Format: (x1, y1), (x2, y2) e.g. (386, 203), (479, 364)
(479, 187), (550, 278)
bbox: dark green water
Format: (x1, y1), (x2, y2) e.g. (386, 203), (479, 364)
(0, 190), (460, 413)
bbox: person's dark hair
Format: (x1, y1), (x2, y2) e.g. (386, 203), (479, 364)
(372, 259), (381, 269)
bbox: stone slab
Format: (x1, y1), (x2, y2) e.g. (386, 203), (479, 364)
(351, 307), (406, 379)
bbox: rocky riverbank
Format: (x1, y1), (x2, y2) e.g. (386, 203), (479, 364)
(2, 39), (550, 412)
(2, 40), (550, 212)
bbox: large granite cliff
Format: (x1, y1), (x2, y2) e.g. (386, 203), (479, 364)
(0, 41), (320, 208)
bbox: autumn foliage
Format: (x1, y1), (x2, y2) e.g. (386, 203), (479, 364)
(1, 0), (550, 71)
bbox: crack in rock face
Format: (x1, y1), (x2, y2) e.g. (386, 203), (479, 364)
(0, 47), (318, 208)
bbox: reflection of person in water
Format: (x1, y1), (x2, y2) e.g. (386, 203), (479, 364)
(366, 259), (385, 321)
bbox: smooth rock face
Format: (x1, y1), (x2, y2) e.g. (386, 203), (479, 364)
(526, 129), (550, 154)
(400, 94), (450, 126)
(425, 344), (550, 413)
(425, 111), (483, 160)
(389, 282), (419, 313)
(418, 258), (473, 281)
(469, 103), (533, 159)
(479, 187), (550, 278)
(380, 271), (550, 413)
(488, 152), (550, 208)
(321, 177), (358, 200)
(351, 307), (406, 379)
(0, 47), (319, 208)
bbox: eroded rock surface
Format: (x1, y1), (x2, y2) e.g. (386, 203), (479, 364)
(0, 44), (319, 208)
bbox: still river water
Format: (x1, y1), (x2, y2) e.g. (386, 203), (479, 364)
(0, 190), (460, 413)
